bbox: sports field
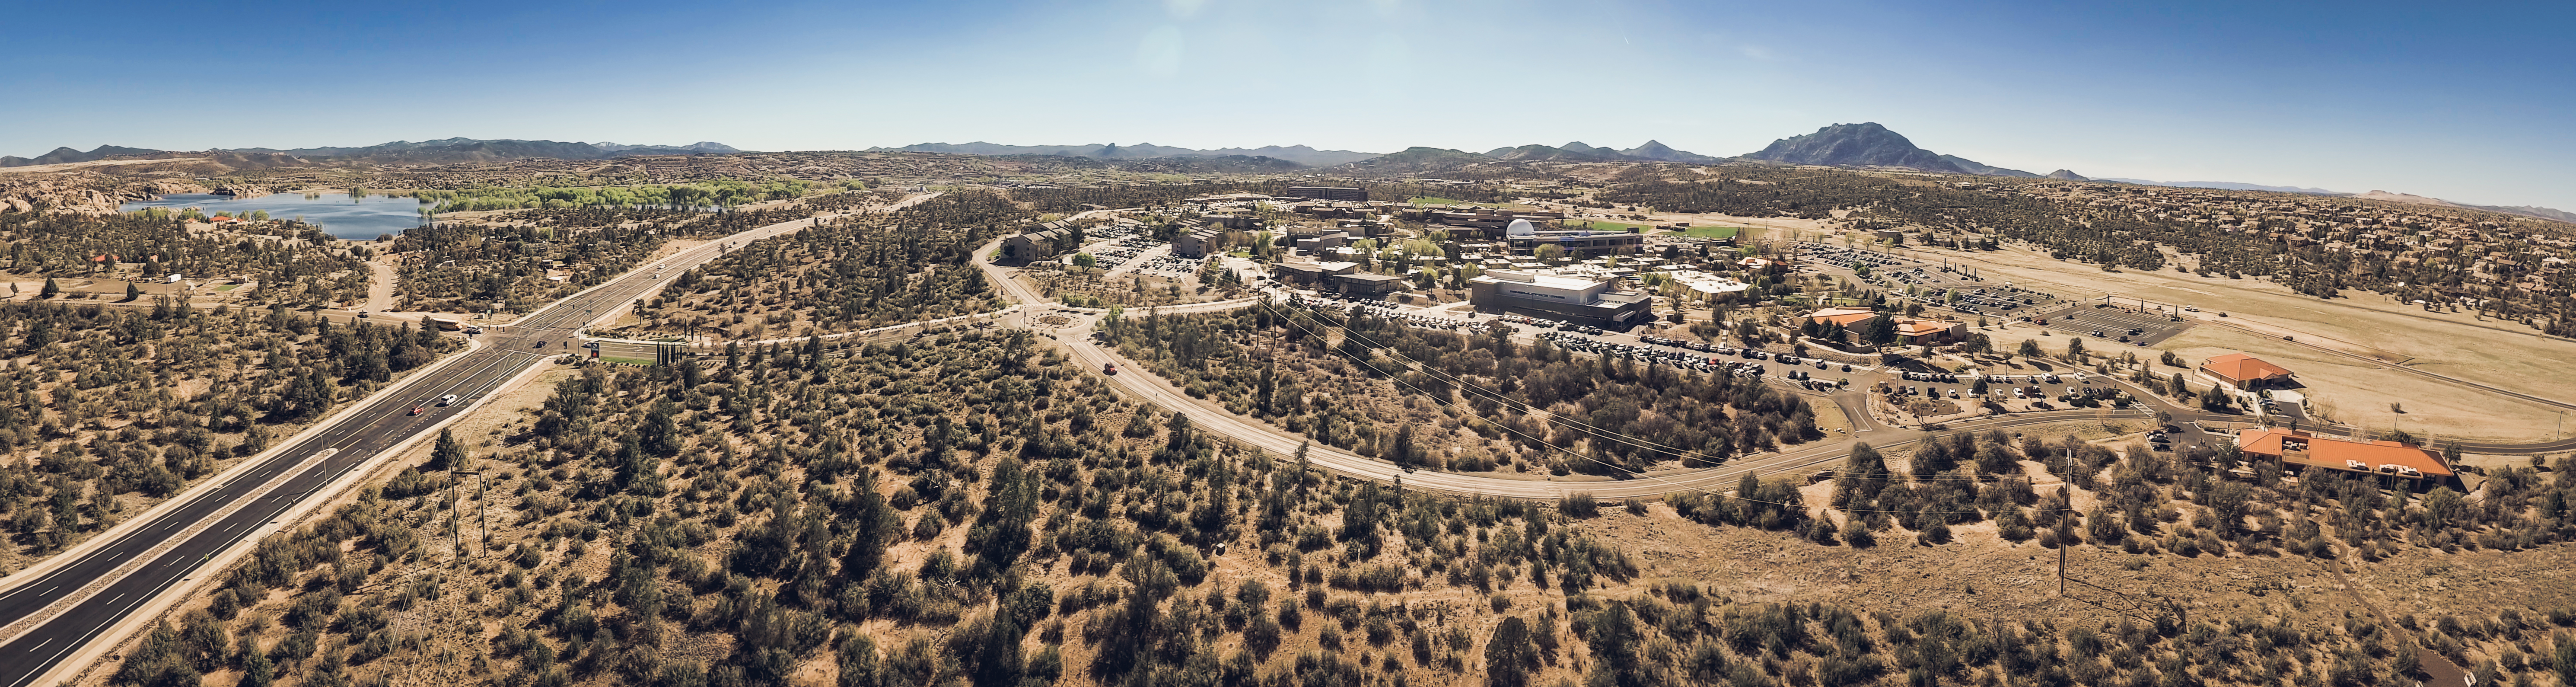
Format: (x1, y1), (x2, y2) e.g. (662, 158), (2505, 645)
(1576, 220), (1655, 233)
(1665, 225), (1742, 238)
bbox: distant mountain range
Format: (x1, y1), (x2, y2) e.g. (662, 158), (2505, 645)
(7, 129), (2565, 223)
(870, 142), (1381, 167)
(1470, 141), (1727, 163)
(1737, 122), (2042, 177)
(1337, 147), (1496, 173)
(0, 138), (744, 167)
(2094, 178), (2344, 195)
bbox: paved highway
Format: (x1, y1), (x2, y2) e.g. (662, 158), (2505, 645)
(0, 204), (892, 687)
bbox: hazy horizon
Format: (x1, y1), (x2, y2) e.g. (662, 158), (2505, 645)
(4, 0), (2568, 209)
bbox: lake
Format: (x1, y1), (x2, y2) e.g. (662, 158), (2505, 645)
(119, 192), (426, 240)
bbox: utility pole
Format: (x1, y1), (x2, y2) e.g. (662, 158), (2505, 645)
(449, 474), (459, 563)
(452, 470), (484, 558)
(2058, 446), (2071, 597)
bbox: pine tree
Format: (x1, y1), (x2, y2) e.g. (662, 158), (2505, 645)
(427, 428), (465, 472)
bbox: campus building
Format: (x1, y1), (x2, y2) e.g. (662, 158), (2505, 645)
(1802, 307), (1883, 331)
(1666, 270), (1752, 298)
(2201, 353), (2295, 390)
(1468, 270), (1652, 329)
(1402, 206), (1566, 230)
(998, 223), (1077, 264)
(1270, 260), (1358, 288)
(1283, 186), (1369, 202)
(1172, 227), (1225, 258)
(2235, 428), (2453, 482)
(1893, 317), (1966, 345)
(1501, 218), (1642, 259)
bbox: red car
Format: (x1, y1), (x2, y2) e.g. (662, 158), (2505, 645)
(1103, 363), (1118, 376)
(408, 406), (424, 416)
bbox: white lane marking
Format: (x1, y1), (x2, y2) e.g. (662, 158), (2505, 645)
(24, 637), (49, 652)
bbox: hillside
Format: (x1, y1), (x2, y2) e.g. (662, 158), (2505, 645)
(875, 142), (1380, 167)
(1473, 141), (1723, 164)
(1482, 144), (1632, 163)
(0, 139), (747, 168)
(1936, 155), (2039, 178)
(1334, 147), (1497, 174)
(86, 304), (2576, 687)
(1621, 141), (1723, 163)
(1738, 122), (1971, 173)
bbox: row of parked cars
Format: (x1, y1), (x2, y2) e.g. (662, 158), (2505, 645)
(1135, 254), (1202, 277)
(1083, 236), (1161, 270)
(1297, 298), (1478, 332)
(1635, 334), (1844, 371)
(1803, 244), (1904, 270)
(1537, 331), (1770, 377)
(1938, 287), (2037, 315)
(1898, 370), (2069, 385)
(1496, 314), (1606, 335)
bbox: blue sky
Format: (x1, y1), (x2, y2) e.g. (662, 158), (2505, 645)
(5, 0), (2570, 209)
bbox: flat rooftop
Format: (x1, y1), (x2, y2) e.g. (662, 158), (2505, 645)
(1476, 269), (1611, 291)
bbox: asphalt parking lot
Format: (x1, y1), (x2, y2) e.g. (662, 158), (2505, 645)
(2028, 303), (2194, 346)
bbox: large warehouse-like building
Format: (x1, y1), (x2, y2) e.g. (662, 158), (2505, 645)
(1283, 186), (1369, 202)
(1468, 270), (1652, 329)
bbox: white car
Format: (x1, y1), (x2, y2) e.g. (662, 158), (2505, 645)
(436, 394), (460, 407)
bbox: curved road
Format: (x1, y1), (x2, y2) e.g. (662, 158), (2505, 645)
(969, 233), (2571, 506)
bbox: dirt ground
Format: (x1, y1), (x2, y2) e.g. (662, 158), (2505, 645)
(1579, 498), (2576, 679)
(1881, 240), (2576, 442)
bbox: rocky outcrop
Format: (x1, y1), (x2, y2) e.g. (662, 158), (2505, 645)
(0, 174), (205, 215)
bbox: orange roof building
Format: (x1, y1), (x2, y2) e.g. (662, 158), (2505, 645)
(2201, 353), (2293, 389)
(2236, 427), (2452, 480)
(1893, 317), (1965, 344)
(1802, 307), (1883, 329)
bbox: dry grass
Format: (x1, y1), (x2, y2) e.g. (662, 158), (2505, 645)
(1921, 241), (2575, 441)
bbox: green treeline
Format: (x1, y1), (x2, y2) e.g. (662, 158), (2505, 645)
(1, 211), (367, 306)
(0, 301), (455, 558)
(1099, 304), (1823, 476)
(392, 204), (825, 314)
(416, 179), (818, 214)
(619, 190), (1028, 341)
(1595, 168), (2576, 334)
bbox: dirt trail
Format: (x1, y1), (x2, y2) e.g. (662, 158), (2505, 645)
(362, 259), (396, 312)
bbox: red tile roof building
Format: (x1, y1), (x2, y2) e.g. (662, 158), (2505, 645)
(1802, 307), (1883, 329)
(2201, 353), (2294, 389)
(2236, 427), (2452, 480)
